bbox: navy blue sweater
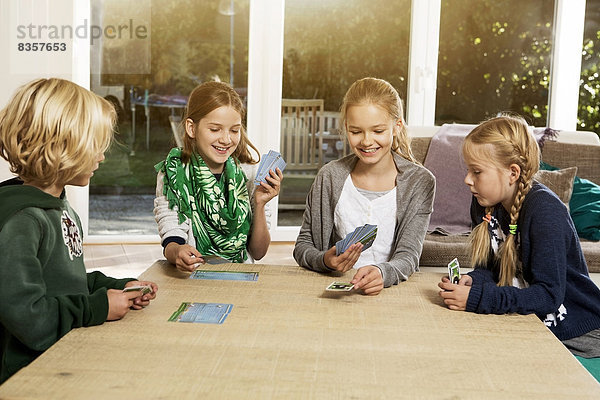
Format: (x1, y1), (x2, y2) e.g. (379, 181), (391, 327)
(466, 183), (600, 341)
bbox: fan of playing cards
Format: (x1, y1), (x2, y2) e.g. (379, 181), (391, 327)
(254, 150), (287, 185)
(335, 224), (378, 256)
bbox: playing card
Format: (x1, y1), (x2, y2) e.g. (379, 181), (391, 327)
(326, 281), (355, 291)
(348, 225), (366, 246)
(254, 150), (286, 185)
(168, 302), (233, 324)
(335, 224), (378, 255)
(448, 257), (461, 284)
(357, 225), (377, 244)
(203, 255), (231, 265)
(123, 285), (153, 295)
(189, 270), (259, 281)
(255, 151), (276, 182)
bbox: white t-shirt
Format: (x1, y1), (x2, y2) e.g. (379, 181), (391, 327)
(333, 175), (397, 269)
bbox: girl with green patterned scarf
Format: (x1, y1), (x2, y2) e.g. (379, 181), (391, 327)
(154, 82), (283, 272)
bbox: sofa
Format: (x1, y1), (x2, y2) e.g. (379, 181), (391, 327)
(407, 127), (600, 273)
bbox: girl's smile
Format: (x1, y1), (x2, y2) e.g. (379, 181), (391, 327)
(345, 104), (395, 166)
(186, 105), (241, 173)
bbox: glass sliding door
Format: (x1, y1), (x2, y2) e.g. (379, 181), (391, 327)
(88, 0), (249, 236)
(279, 0), (411, 226)
(436, 0), (554, 126)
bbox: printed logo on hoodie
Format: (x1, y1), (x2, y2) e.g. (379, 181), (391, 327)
(61, 210), (82, 260)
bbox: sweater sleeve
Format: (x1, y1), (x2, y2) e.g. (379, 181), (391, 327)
(153, 171), (190, 246)
(466, 196), (568, 316)
(293, 171), (334, 273)
(0, 214), (108, 353)
(87, 271), (135, 292)
(376, 168), (436, 287)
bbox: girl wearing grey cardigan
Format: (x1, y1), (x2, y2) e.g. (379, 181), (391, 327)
(293, 77), (435, 295)
(293, 152), (435, 290)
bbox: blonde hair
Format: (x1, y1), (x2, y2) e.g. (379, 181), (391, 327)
(340, 77), (417, 163)
(181, 81), (259, 165)
(463, 115), (540, 286)
(0, 78), (115, 188)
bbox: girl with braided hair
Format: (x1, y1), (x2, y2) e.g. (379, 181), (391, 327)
(438, 115), (600, 380)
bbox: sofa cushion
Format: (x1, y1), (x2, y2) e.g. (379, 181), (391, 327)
(570, 177), (600, 241)
(533, 167), (577, 208)
(540, 161), (600, 241)
(541, 140), (600, 185)
(410, 137), (430, 165)
(581, 240), (600, 273)
(421, 233), (471, 268)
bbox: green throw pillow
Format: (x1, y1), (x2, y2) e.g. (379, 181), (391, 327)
(540, 161), (600, 241)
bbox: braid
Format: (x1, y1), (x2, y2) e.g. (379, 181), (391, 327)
(498, 158), (536, 286)
(469, 206), (494, 268)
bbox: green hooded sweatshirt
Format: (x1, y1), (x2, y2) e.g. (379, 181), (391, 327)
(0, 180), (134, 383)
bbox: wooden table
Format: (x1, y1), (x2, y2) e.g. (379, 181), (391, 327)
(1, 261), (599, 399)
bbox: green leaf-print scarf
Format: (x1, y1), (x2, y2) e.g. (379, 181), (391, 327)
(155, 148), (252, 262)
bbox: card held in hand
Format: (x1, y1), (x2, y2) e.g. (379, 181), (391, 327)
(326, 281), (355, 291)
(448, 257), (461, 284)
(335, 224), (378, 256)
(123, 285), (153, 295)
(254, 150), (286, 185)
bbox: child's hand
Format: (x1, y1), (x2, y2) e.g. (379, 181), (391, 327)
(106, 289), (140, 320)
(254, 168), (283, 206)
(438, 280), (471, 310)
(323, 243), (362, 273)
(124, 280), (158, 310)
(165, 243), (203, 272)
(440, 274), (472, 286)
(351, 265), (383, 295)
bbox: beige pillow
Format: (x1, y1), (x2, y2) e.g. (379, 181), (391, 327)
(533, 167), (578, 208)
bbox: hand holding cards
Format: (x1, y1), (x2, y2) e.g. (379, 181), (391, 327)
(335, 224), (378, 256)
(254, 150), (286, 185)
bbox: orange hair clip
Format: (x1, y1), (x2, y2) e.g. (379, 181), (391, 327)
(482, 214), (492, 223)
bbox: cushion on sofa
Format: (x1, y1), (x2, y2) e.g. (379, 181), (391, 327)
(580, 240), (600, 273)
(570, 178), (600, 242)
(420, 234), (471, 268)
(533, 167), (577, 208)
(540, 161), (600, 242)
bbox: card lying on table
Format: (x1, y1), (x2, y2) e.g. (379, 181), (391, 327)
(254, 150), (286, 185)
(335, 224), (378, 256)
(189, 270), (259, 281)
(168, 302), (233, 324)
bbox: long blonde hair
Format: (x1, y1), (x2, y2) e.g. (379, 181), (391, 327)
(0, 78), (115, 188)
(464, 115), (540, 286)
(181, 81), (259, 165)
(340, 77), (417, 163)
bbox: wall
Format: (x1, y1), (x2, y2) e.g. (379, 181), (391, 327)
(0, 0), (90, 232)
